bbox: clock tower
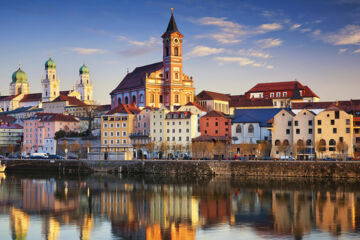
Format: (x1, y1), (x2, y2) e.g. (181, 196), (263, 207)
(161, 9), (185, 106)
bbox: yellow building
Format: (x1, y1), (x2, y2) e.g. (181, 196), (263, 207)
(110, 10), (195, 109)
(100, 104), (140, 160)
(314, 106), (354, 158)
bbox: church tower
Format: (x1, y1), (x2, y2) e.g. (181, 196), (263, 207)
(161, 9), (184, 106)
(9, 66), (30, 95)
(75, 64), (93, 104)
(42, 58), (60, 102)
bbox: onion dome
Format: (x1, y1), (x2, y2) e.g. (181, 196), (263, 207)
(79, 64), (89, 74)
(12, 67), (28, 83)
(45, 58), (56, 69)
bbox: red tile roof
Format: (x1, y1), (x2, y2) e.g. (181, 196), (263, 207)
(20, 93), (42, 102)
(196, 90), (231, 101)
(111, 62), (163, 94)
(203, 110), (230, 118)
(292, 102), (334, 109)
(229, 95), (273, 108)
(246, 81), (319, 98)
(292, 99), (360, 114)
(52, 95), (87, 106)
(31, 113), (79, 122)
(107, 104), (141, 115)
(0, 95), (20, 101)
(185, 102), (207, 112)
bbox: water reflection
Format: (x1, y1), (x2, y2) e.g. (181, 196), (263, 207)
(0, 174), (360, 239)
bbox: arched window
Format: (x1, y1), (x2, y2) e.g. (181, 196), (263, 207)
(283, 140), (290, 146)
(306, 139), (312, 146)
(165, 47), (169, 57)
(132, 95), (136, 104)
(236, 125), (242, 133)
(118, 97), (122, 104)
(140, 94), (144, 103)
(329, 139), (336, 146)
(248, 124), (254, 133)
(174, 47), (179, 56)
(275, 140), (281, 146)
(125, 96), (129, 104)
(150, 94), (155, 103)
(297, 139), (304, 146)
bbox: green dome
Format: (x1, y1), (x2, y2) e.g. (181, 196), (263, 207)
(79, 64), (89, 74)
(45, 58), (56, 69)
(12, 68), (28, 83)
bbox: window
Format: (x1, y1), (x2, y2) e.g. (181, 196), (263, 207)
(103, 123), (108, 128)
(186, 128), (189, 133)
(317, 120), (322, 126)
(179, 129), (181, 133)
(346, 128), (350, 133)
(288, 121), (292, 127)
(110, 123), (114, 128)
(175, 95), (179, 103)
(331, 120), (335, 125)
(296, 129), (300, 134)
(116, 123), (120, 128)
(167, 129), (170, 133)
(283, 92), (287, 97)
(123, 123), (126, 128)
(286, 129), (290, 134)
(215, 130), (218, 134)
(104, 140), (107, 145)
(104, 131), (107, 137)
(178, 137), (181, 141)
(309, 128), (313, 134)
(123, 139), (126, 144)
(125, 96), (129, 104)
(206, 122), (209, 127)
(172, 129), (175, 133)
(116, 132), (120, 137)
(339, 137), (344, 142)
(295, 121), (298, 126)
(186, 137), (190, 141)
(174, 47), (179, 56)
(335, 111), (339, 119)
(309, 120), (313, 126)
(333, 128), (337, 134)
(236, 125), (242, 133)
(167, 137), (170, 141)
(276, 92), (281, 97)
(110, 139), (114, 145)
(205, 130), (207, 134)
(215, 122), (218, 126)
(346, 119), (350, 125)
(175, 72), (179, 79)
(172, 137), (175, 141)
(248, 124), (254, 133)
(165, 47), (169, 56)
(270, 92), (274, 98)
(140, 94), (144, 103)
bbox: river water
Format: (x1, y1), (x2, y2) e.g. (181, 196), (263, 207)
(1, 173), (360, 240)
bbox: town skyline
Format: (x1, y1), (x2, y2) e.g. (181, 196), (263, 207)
(1, 0), (360, 104)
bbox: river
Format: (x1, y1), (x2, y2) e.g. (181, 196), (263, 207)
(0, 173), (360, 239)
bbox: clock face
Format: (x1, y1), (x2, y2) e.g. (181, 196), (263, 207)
(173, 38), (179, 45)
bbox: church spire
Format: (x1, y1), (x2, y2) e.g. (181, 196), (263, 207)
(164, 8), (180, 35)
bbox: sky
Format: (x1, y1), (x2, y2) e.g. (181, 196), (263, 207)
(0, 0), (360, 104)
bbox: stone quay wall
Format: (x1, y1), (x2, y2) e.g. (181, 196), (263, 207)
(4, 159), (360, 179)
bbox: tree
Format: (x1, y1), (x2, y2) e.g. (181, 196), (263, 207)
(159, 141), (168, 159)
(213, 141), (224, 159)
(7, 143), (15, 155)
(70, 142), (81, 159)
(258, 141), (271, 159)
(145, 142), (155, 159)
(80, 102), (101, 136)
(83, 141), (92, 159)
(295, 140), (305, 160)
(59, 140), (69, 157)
(336, 141), (348, 160)
(315, 140), (326, 160)
(175, 143), (183, 159)
(191, 142), (201, 159)
(205, 142), (214, 159)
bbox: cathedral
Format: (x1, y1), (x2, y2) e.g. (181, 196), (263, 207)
(0, 58), (93, 112)
(110, 10), (195, 109)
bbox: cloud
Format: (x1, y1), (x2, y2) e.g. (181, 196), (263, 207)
(338, 48), (348, 54)
(258, 23), (283, 31)
(257, 38), (283, 48)
(325, 25), (360, 45)
(237, 49), (271, 59)
(353, 48), (360, 53)
(215, 56), (274, 69)
(196, 17), (283, 44)
(186, 46), (225, 58)
(313, 29), (321, 36)
(117, 36), (160, 57)
(290, 24), (301, 30)
(300, 28), (312, 33)
(70, 48), (107, 55)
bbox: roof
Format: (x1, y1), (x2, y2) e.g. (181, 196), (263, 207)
(246, 81), (319, 98)
(107, 104), (141, 115)
(95, 104), (111, 112)
(166, 111), (192, 119)
(292, 102), (334, 110)
(229, 95), (273, 108)
(52, 95), (87, 106)
(196, 90), (231, 102)
(0, 123), (23, 129)
(0, 115), (16, 124)
(185, 102), (207, 112)
(290, 82), (302, 100)
(28, 113), (79, 122)
(111, 62), (163, 94)
(292, 99), (360, 114)
(203, 110), (230, 119)
(163, 12), (180, 35)
(192, 135), (231, 142)
(233, 108), (288, 127)
(0, 95), (20, 101)
(0, 106), (43, 115)
(19, 93), (42, 102)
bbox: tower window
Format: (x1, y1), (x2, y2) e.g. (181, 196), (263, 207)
(175, 95), (179, 103)
(174, 47), (179, 56)
(165, 47), (169, 57)
(118, 97), (122, 104)
(125, 96), (129, 104)
(132, 95), (136, 104)
(160, 95), (163, 103)
(140, 94), (144, 103)
(175, 72), (179, 79)
(150, 94), (155, 103)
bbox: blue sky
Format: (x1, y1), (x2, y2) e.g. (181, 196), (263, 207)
(0, 0), (360, 104)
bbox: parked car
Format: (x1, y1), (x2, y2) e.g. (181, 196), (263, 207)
(8, 154), (21, 159)
(280, 156), (296, 161)
(323, 157), (336, 161)
(67, 156), (77, 160)
(0, 155), (5, 159)
(30, 153), (48, 159)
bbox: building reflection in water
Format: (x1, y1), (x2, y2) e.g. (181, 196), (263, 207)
(1, 175), (360, 239)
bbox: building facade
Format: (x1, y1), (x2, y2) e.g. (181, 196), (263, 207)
(200, 110), (231, 138)
(196, 91), (231, 114)
(110, 11), (195, 109)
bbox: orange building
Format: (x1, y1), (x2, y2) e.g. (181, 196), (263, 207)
(110, 10), (195, 109)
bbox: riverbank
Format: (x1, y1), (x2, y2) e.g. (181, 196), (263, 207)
(4, 159), (360, 179)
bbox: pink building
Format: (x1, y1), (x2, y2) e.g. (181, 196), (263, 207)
(23, 113), (79, 155)
(136, 107), (158, 135)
